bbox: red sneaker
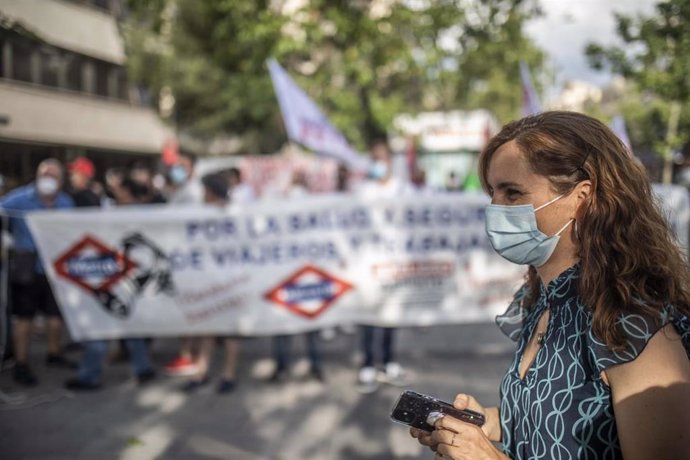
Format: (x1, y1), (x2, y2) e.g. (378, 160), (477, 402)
(164, 357), (198, 376)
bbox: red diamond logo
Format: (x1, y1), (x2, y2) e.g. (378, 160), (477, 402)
(264, 265), (354, 319)
(53, 235), (137, 294)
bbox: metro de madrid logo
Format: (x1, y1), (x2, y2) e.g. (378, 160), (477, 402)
(53, 233), (175, 318)
(264, 265), (354, 319)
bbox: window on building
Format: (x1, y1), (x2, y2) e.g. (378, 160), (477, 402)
(39, 47), (61, 87)
(0, 38), (5, 78)
(117, 69), (129, 101)
(82, 60), (95, 94)
(12, 39), (33, 83)
(92, 0), (112, 11)
(94, 59), (109, 97)
(64, 54), (83, 91)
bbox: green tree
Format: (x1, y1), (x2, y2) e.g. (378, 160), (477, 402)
(586, 0), (690, 181)
(125, 0), (545, 152)
(454, 0), (546, 123)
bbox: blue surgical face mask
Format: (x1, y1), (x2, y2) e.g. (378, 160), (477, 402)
(485, 194), (573, 267)
(368, 161), (389, 180)
(170, 165), (188, 185)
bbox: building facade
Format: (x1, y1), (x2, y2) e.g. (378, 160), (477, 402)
(0, 0), (172, 188)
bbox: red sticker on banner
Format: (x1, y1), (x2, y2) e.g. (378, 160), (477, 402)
(264, 265), (353, 319)
(53, 235), (137, 294)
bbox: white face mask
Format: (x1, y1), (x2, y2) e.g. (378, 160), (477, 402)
(36, 176), (60, 196)
(368, 161), (389, 180)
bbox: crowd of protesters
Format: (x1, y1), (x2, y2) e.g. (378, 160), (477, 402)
(0, 140), (456, 396)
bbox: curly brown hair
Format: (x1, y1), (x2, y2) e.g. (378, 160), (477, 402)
(479, 111), (690, 349)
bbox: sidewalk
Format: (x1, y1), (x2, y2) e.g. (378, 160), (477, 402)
(0, 323), (514, 460)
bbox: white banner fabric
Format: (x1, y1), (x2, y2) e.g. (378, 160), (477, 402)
(26, 187), (689, 341)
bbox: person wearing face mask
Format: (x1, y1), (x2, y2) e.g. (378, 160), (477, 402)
(164, 151), (204, 377)
(409, 111), (690, 460)
(355, 138), (413, 394)
(64, 178), (157, 391)
(167, 151), (203, 205)
(181, 173), (244, 394)
(0, 159), (75, 386)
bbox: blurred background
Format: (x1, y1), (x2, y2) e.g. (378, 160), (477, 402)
(0, 0), (688, 189)
(0, 1), (689, 459)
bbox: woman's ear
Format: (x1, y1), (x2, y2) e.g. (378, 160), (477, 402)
(574, 180), (592, 215)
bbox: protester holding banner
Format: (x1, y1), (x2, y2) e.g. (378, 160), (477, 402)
(167, 151), (203, 205)
(226, 167), (256, 205)
(64, 178), (157, 391)
(410, 111), (690, 459)
(129, 161), (166, 205)
(182, 173), (241, 394)
(66, 157), (101, 207)
(0, 159), (76, 386)
(268, 170), (324, 383)
(355, 139), (411, 394)
(165, 151), (204, 376)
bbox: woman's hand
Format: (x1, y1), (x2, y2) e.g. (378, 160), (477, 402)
(451, 394), (500, 442)
(408, 393), (504, 457)
(430, 414), (508, 460)
(409, 425), (439, 452)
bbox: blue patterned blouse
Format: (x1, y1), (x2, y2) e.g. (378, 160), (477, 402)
(496, 264), (690, 459)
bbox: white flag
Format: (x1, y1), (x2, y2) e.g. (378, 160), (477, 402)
(519, 60), (542, 116)
(268, 59), (369, 171)
(610, 114), (633, 155)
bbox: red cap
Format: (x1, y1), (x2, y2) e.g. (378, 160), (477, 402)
(68, 157), (95, 178)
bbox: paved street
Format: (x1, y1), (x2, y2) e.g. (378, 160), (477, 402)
(1, 323), (514, 460)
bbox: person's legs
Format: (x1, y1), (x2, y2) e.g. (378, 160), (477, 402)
(46, 317), (62, 356)
(306, 331), (323, 381)
(13, 318), (32, 365)
(75, 340), (108, 385)
(360, 325), (376, 368)
(181, 337), (212, 392)
(273, 335), (290, 372)
(380, 327), (408, 386)
(269, 335), (290, 382)
(11, 281), (37, 385)
(125, 339), (152, 375)
(217, 338), (239, 393)
(41, 276), (76, 368)
(382, 327), (396, 365)
(11, 282), (34, 365)
(124, 338), (155, 385)
(3, 284), (15, 364)
(164, 336), (197, 376)
(179, 337), (193, 361)
(357, 326), (379, 393)
(221, 338), (238, 381)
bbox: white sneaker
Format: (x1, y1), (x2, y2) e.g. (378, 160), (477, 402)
(320, 328), (336, 342)
(378, 362), (409, 387)
(357, 366), (380, 394)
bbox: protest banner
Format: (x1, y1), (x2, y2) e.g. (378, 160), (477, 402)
(26, 187), (689, 340)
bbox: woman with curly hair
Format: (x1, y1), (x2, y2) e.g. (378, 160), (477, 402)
(410, 111), (690, 459)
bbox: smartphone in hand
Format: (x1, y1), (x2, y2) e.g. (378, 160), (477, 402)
(390, 390), (485, 432)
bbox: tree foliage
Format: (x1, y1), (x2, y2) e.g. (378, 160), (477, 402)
(125, 0), (545, 152)
(585, 0), (690, 154)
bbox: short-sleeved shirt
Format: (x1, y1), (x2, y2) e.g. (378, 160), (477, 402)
(496, 264), (690, 459)
(0, 184), (74, 272)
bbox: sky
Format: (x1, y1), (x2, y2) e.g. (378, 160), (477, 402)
(525, 0), (658, 91)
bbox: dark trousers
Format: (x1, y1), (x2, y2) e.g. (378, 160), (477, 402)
(361, 326), (395, 368)
(273, 331), (321, 371)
